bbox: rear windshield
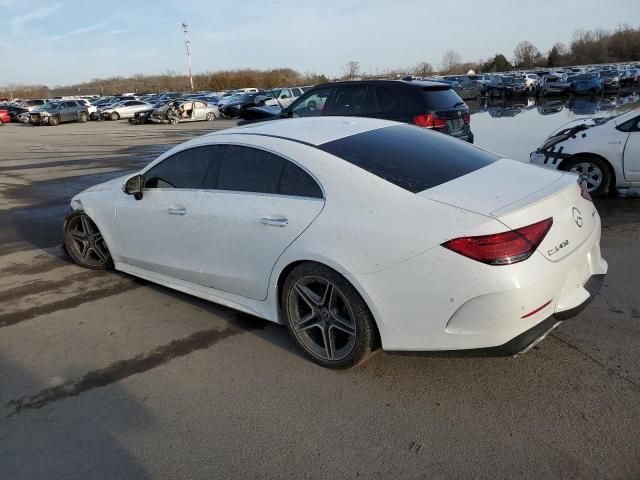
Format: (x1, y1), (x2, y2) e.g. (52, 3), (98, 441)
(421, 88), (464, 110)
(318, 124), (497, 193)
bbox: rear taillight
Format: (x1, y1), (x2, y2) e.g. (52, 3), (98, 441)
(463, 113), (470, 124)
(442, 218), (553, 265)
(413, 113), (446, 129)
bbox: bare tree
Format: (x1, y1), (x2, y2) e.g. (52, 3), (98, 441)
(513, 41), (542, 68)
(343, 61), (361, 81)
(440, 50), (462, 74)
(414, 62), (434, 77)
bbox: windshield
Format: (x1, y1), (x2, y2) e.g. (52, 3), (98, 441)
(601, 70), (618, 78)
(41, 102), (60, 109)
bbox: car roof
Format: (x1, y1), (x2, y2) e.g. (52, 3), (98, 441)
(311, 79), (450, 89)
(205, 116), (399, 146)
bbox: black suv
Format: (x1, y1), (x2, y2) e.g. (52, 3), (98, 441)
(242, 80), (473, 142)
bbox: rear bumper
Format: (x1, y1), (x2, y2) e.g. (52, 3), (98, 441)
(491, 273), (604, 355)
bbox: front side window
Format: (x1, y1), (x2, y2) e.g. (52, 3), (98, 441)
(290, 88), (332, 117)
(144, 146), (216, 189)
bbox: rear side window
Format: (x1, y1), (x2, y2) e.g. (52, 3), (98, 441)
(144, 146), (215, 189)
(421, 88), (464, 110)
(375, 86), (401, 112)
(318, 125), (497, 193)
(204, 145), (323, 198)
(216, 146), (283, 194)
(279, 162), (323, 198)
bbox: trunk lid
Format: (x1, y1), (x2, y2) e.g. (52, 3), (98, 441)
(420, 159), (598, 262)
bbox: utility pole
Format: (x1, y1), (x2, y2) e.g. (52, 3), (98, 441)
(182, 22), (194, 91)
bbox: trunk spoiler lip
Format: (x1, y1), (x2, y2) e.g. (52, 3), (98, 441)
(489, 173), (578, 218)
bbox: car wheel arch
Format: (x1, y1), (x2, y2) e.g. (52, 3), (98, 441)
(274, 259), (382, 348)
(65, 206), (116, 259)
(558, 152), (616, 188)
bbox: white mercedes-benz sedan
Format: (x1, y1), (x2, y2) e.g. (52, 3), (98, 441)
(64, 117), (608, 368)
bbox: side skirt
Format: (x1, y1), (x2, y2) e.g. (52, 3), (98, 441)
(114, 262), (279, 323)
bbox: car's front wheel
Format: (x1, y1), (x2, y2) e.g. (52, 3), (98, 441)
(110, 112), (120, 121)
(63, 211), (113, 270)
(48, 115), (59, 126)
(206, 112), (216, 121)
(282, 262), (377, 369)
(563, 155), (612, 197)
(79, 112), (88, 123)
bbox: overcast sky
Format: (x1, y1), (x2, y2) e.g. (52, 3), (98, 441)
(0, 0), (638, 86)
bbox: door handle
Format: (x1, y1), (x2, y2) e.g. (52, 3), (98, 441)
(168, 206), (187, 215)
(260, 216), (288, 227)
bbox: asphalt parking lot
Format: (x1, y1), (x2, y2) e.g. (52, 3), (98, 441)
(0, 120), (639, 479)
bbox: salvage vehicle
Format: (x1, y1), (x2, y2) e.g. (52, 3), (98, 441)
(539, 74), (569, 95)
(129, 101), (168, 124)
(488, 75), (528, 97)
(63, 117), (607, 368)
(256, 87), (302, 107)
(567, 72), (603, 95)
(600, 70), (621, 90)
(25, 100), (88, 126)
(1, 103), (29, 121)
(619, 69), (639, 87)
(441, 75), (481, 100)
(0, 108), (10, 124)
(101, 100), (151, 120)
(219, 92), (264, 118)
(530, 107), (640, 196)
(19, 99), (46, 111)
(241, 80), (473, 142)
(150, 100), (219, 124)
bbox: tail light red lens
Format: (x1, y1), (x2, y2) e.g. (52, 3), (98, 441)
(442, 218), (553, 265)
(413, 113), (447, 129)
(463, 113), (470, 124)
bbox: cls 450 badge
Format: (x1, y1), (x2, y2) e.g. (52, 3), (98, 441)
(548, 239), (569, 256)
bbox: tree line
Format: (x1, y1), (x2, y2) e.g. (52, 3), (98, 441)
(2, 24), (638, 99)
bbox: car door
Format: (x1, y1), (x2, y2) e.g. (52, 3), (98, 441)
(193, 101), (207, 120)
(622, 116), (640, 181)
(115, 146), (215, 283)
(194, 144), (324, 300)
(288, 87), (334, 117)
(279, 88), (293, 107)
(57, 102), (70, 121)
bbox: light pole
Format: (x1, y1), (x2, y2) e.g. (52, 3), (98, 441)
(182, 22), (194, 91)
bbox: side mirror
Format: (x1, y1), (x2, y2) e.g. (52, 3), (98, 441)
(123, 174), (144, 200)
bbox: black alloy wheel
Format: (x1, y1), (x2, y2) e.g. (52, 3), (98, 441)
(283, 262), (377, 369)
(63, 211), (113, 270)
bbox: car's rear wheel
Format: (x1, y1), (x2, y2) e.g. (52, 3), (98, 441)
(110, 112), (120, 121)
(283, 262), (377, 369)
(563, 156), (612, 197)
(63, 211), (113, 270)
(206, 112), (215, 121)
(79, 112), (88, 123)
(48, 115), (59, 126)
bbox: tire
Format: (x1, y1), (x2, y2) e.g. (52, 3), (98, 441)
(110, 112), (120, 121)
(79, 112), (88, 123)
(63, 210), (113, 270)
(282, 262), (377, 369)
(206, 112), (216, 121)
(48, 115), (59, 126)
(562, 156), (612, 197)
